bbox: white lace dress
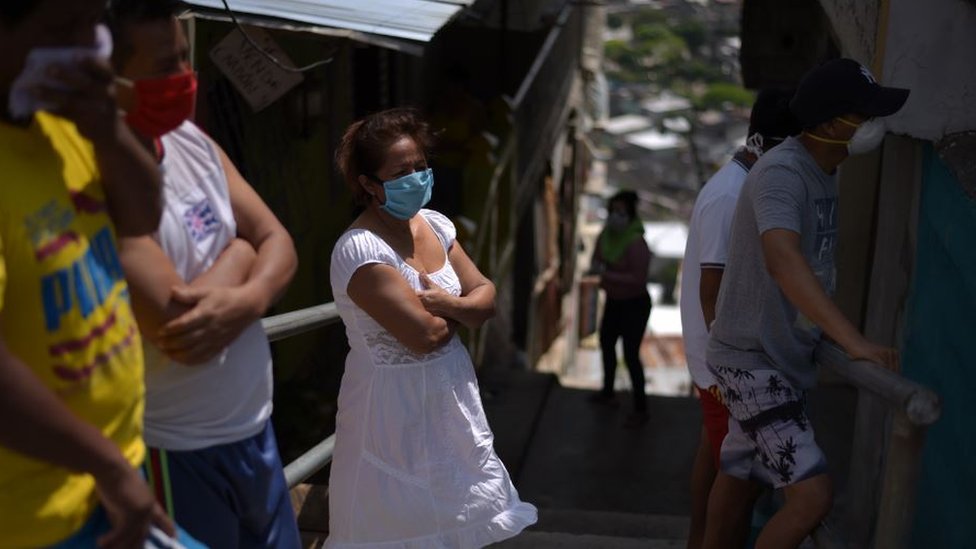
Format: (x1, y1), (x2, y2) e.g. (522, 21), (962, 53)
(326, 209), (537, 548)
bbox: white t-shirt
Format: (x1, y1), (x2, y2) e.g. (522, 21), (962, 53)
(679, 157), (749, 389)
(143, 121), (273, 451)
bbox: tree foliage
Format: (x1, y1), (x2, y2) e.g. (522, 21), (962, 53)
(603, 7), (745, 103)
(695, 82), (754, 110)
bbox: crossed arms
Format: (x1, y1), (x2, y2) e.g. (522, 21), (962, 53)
(120, 142), (297, 364)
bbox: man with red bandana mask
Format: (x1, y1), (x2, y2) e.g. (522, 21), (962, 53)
(108, 0), (301, 546)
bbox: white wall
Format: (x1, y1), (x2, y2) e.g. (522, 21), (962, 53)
(818, 0), (880, 65)
(882, 0), (976, 139)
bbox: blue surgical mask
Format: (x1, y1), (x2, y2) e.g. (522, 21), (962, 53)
(378, 168), (434, 220)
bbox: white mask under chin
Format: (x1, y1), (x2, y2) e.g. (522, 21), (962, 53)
(847, 118), (887, 155)
(744, 133), (764, 158)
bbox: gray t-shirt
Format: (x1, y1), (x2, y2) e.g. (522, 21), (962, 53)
(706, 137), (838, 389)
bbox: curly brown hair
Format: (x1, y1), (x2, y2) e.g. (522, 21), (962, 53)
(335, 107), (435, 206)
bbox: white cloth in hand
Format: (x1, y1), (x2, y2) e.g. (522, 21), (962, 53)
(8, 24), (112, 119)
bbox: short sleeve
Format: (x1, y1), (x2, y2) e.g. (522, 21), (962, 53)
(754, 165), (805, 235)
(329, 230), (398, 295)
(420, 209), (457, 251)
(696, 194), (737, 267)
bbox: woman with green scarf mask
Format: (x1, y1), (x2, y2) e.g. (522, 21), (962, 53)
(589, 191), (653, 427)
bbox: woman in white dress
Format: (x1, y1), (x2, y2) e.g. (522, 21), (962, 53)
(326, 108), (537, 548)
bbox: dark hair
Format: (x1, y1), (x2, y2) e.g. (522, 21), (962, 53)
(106, 0), (186, 66)
(748, 88), (801, 146)
(0, 0), (38, 26)
(336, 107), (434, 206)
(608, 190), (639, 220)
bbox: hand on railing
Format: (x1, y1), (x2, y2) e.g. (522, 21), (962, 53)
(815, 341), (940, 426)
(843, 336), (900, 372)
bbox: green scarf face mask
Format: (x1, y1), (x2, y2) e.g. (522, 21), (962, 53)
(600, 217), (644, 264)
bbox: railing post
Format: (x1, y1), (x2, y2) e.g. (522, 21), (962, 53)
(873, 412), (928, 549)
(844, 391), (890, 545)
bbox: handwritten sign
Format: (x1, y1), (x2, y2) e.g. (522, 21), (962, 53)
(209, 26), (304, 112)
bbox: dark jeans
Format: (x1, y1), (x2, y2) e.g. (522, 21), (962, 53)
(599, 293), (652, 412)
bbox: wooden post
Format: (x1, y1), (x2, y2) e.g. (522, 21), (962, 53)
(873, 413), (928, 549)
(843, 136), (922, 546)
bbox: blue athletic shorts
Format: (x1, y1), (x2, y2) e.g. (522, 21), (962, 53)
(144, 421), (301, 549)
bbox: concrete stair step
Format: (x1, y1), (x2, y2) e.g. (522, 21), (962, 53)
(480, 370), (558, 479)
(491, 531), (685, 548)
(532, 508), (689, 539)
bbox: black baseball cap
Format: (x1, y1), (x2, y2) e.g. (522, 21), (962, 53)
(789, 58), (910, 128)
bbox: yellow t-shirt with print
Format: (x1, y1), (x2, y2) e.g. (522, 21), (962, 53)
(0, 112), (146, 547)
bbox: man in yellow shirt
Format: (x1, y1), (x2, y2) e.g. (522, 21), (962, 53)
(0, 0), (190, 546)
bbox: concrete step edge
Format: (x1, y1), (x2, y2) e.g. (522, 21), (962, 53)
(492, 531), (686, 548)
(531, 508), (689, 539)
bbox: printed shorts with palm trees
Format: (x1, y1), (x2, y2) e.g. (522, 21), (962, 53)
(708, 364), (827, 488)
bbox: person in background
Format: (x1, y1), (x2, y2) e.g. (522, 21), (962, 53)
(680, 88), (801, 549)
(109, 0), (301, 546)
(589, 190), (653, 428)
(328, 107), (536, 548)
(0, 0), (202, 546)
(702, 59), (907, 549)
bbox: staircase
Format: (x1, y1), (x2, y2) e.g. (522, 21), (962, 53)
(292, 371), (699, 547)
(492, 509), (688, 548)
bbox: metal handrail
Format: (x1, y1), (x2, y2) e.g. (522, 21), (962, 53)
(472, 135), (516, 264)
(262, 302), (340, 343)
(261, 303), (341, 488)
(814, 341), (941, 549)
(283, 433), (337, 488)
(815, 342), (941, 425)
(511, 4), (573, 108)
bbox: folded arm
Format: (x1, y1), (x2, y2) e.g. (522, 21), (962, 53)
(152, 141), (297, 362)
(216, 144), (297, 313)
(349, 264), (456, 355)
(119, 236), (256, 349)
(417, 242), (496, 330)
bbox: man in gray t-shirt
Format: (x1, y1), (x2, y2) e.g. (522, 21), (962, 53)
(707, 135), (838, 390)
(701, 59), (908, 549)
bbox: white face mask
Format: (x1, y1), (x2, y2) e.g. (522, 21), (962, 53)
(744, 132), (764, 158)
(846, 118), (886, 155)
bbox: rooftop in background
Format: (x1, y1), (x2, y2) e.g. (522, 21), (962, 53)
(662, 116), (691, 133)
(625, 129), (684, 151)
(603, 114), (653, 135)
(640, 92), (693, 115)
(183, 0), (475, 42)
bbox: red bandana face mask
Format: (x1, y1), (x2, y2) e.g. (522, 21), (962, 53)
(123, 71), (198, 139)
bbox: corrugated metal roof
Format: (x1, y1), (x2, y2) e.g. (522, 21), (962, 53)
(184, 0), (475, 42)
